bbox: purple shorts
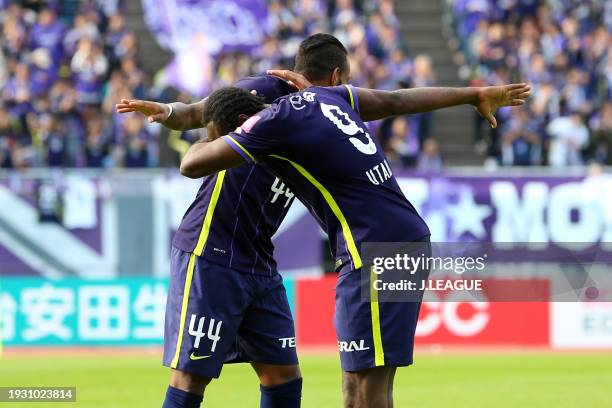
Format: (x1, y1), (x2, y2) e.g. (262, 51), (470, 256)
(163, 246), (298, 378)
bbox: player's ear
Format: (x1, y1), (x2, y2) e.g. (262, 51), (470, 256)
(330, 67), (342, 86)
(237, 113), (250, 126)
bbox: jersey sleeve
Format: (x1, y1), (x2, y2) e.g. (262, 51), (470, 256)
(327, 84), (361, 113)
(221, 106), (283, 163)
(234, 75), (295, 103)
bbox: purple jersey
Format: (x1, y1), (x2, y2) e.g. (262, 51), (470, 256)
(223, 85), (430, 273)
(172, 75), (296, 276)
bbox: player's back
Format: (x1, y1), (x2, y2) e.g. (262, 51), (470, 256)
(172, 75), (296, 276)
(225, 85), (430, 273)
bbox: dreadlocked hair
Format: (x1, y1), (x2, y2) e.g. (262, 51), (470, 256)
(202, 87), (266, 134)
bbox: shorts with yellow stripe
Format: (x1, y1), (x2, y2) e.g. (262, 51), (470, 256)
(163, 246), (298, 378)
(334, 236), (431, 371)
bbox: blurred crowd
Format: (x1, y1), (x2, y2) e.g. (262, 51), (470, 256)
(0, 0), (438, 169)
(0, 0), (164, 169)
(4, 0), (612, 170)
(449, 0), (612, 167)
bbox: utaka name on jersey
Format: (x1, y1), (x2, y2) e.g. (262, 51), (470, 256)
(172, 75), (296, 276)
(223, 85), (430, 273)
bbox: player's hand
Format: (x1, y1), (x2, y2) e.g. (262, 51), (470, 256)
(475, 83), (531, 128)
(115, 99), (170, 123)
(266, 69), (313, 91)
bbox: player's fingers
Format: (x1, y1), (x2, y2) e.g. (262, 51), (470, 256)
(268, 69), (304, 84)
(266, 69), (290, 79)
(511, 99), (526, 106)
(509, 87), (531, 98)
(116, 107), (135, 113)
(127, 100), (147, 108)
(513, 92), (530, 101)
(507, 90), (530, 101)
(506, 83), (528, 91)
(485, 112), (497, 128)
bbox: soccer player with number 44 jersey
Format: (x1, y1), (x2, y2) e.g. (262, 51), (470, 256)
(119, 75), (303, 408)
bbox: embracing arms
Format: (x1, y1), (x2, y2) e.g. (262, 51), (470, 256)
(178, 138), (244, 178)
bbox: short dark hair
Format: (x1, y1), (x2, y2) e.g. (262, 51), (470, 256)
(202, 87), (265, 134)
(294, 33), (348, 81)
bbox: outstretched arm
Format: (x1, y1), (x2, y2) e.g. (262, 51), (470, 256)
(266, 70), (530, 128)
(355, 84), (530, 127)
(179, 138), (245, 178)
(115, 98), (207, 131)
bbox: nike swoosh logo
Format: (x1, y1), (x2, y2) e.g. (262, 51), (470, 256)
(189, 352), (211, 361)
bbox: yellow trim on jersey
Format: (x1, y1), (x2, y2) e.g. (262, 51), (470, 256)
(370, 266), (385, 366)
(193, 170), (226, 256)
(269, 154), (362, 269)
(168, 129), (192, 159)
(226, 135), (255, 162)
(170, 252), (197, 368)
(344, 84), (356, 110)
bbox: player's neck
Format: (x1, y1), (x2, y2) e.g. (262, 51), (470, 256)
(310, 80), (332, 87)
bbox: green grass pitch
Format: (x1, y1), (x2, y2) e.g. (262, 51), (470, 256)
(1, 352), (611, 407)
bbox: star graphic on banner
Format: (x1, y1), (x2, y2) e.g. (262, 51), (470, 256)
(447, 188), (492, 239)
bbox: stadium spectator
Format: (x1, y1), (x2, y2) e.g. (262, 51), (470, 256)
(417, 138), (443, 172)
(588, 101), (612, 164)
(3, 62), (33, 120)
(63, 13), (101, 56)
(501, 108), (542, 166)
(546, 111), (589, 167)
(116, 113), (157, 167)
(2, 13), (27, 61)
(29, 7), (65, 65)
(0, 104), (21, 168)
(40, 115), (70, 167)
(385, 116), (421, 167)
(70, 37), (108, 105)
(411, 54), (436, 140)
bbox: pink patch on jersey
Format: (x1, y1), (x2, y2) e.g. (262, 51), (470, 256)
(241, 115), (261, 133)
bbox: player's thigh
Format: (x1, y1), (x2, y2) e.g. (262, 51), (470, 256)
(334, 269), (423, 372)
(234, 273), (299, 369)
(163, 247), (250, 379)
